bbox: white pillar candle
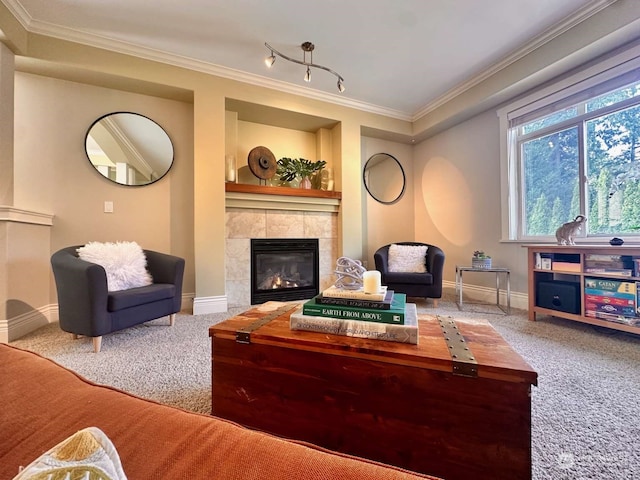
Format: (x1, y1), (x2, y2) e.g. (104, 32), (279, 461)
(225, 154), (236, 183)
(363, 270), (382, 294)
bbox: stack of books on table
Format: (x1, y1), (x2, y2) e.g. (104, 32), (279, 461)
(290, 285), (418, 344)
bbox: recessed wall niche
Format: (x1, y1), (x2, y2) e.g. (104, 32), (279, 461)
(225, 98), (341, 187)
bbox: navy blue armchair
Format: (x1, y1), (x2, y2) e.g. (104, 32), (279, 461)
(51, 246), (185, 352)
(374, 242), (445, 306)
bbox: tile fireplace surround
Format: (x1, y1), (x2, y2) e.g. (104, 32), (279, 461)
(225, 187), (339, 307)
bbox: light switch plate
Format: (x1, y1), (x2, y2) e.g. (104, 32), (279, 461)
(104, 201), (114, 213)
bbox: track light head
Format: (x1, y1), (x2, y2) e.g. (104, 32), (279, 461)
(265, 52), (276, 68)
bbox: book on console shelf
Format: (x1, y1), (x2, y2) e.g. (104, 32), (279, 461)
(584, 287), (636, 302)
(585, 254), (635, 262)
(584, 268), (633, 276)
(584, 293), (635, 307)
(551, 261), (581, 272)
(584, 278), (636, 294)
(303, 293), (407, 324)
(584, 259), (633, 269)
(585, 310), (640, 326)
(585, 301), (637, 317)
(315, 289), (395, 310)
(322, 285), (388, 302)
(634, 259), (640, 277)
(290, 303), (418, 344)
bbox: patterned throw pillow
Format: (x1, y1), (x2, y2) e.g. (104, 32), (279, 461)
(77, 241), (153, 292)
(13, 427), (127, 480)
(388, 244), (428, 273)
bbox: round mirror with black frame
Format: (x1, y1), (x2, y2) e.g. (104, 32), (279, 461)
(363, 153), (406, 204)
(85, 112), (174, 186)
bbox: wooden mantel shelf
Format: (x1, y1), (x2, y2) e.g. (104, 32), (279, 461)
(225, 183), (341, 200)
(225, 183), (341, 213)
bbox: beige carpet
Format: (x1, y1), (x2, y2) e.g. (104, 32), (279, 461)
(11, 293), (640, 480)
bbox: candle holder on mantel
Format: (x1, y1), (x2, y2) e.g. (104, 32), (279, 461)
(225, 154), (237, 183)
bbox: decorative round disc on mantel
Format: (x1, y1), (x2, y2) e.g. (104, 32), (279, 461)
(248, 146), (277, 179)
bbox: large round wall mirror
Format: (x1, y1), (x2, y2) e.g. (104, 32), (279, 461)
(85, 112), (174, 186)
(363, 153), (406, 204)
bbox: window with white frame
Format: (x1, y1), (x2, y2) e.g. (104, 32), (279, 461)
(500, 53), (640, 243)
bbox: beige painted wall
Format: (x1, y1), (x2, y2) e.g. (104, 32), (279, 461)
(13, 72), (196, 301)
(0, 43), (14, 336)
(1, 219), (52, 341)
(9, 56), (620, 317)
(0, 42), (14, 205)
(5, 222), (51, 319)
(361, 137), (415, 268)
(413, 109), (528, 294)
(5, 30), (407, 308)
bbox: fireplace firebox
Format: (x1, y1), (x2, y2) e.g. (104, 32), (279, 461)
(251, 238), (319, 304)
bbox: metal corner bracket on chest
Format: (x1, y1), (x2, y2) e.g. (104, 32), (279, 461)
(235, 306), (296, 344)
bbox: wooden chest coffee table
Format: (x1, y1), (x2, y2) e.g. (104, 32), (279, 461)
(209, 302), (537, 480)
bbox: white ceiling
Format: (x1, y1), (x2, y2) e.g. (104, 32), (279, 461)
(0, 0), (621, 118)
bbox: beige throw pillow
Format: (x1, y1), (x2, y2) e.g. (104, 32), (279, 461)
(388, 244), (428, 273)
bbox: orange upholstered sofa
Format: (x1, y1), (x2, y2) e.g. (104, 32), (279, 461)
(0, 344), (439, 479)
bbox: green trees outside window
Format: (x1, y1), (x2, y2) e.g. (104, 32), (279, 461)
(517, 80), (640, 239)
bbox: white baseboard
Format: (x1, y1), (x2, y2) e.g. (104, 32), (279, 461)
(1, 293), (199, 343)
(442, 280), (528, 311)
(192, 295), (228, 315)
(0, 304), (57, 343)
(180, 293), (195, 314)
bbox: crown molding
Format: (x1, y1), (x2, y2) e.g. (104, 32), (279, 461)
(2, 0), (618, 124)
(410, 0), (619, 122)
(1, 0), (32, 28)
(5, 4), (412, 121)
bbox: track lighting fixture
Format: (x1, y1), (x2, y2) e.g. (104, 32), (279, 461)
(264, 41), (345, 93)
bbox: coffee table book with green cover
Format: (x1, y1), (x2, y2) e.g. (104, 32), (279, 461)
(316, 289), (394, 310)
(290, 303), (418, 344)
(302, 293), (407, 324)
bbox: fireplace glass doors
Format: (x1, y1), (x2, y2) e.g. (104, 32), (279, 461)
(251, 238), (319, 304)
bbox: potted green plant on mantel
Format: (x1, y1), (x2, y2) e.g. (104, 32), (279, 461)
(276, 157), (326, 189)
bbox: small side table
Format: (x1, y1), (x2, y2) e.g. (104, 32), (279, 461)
(455, 265), (511, 314)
